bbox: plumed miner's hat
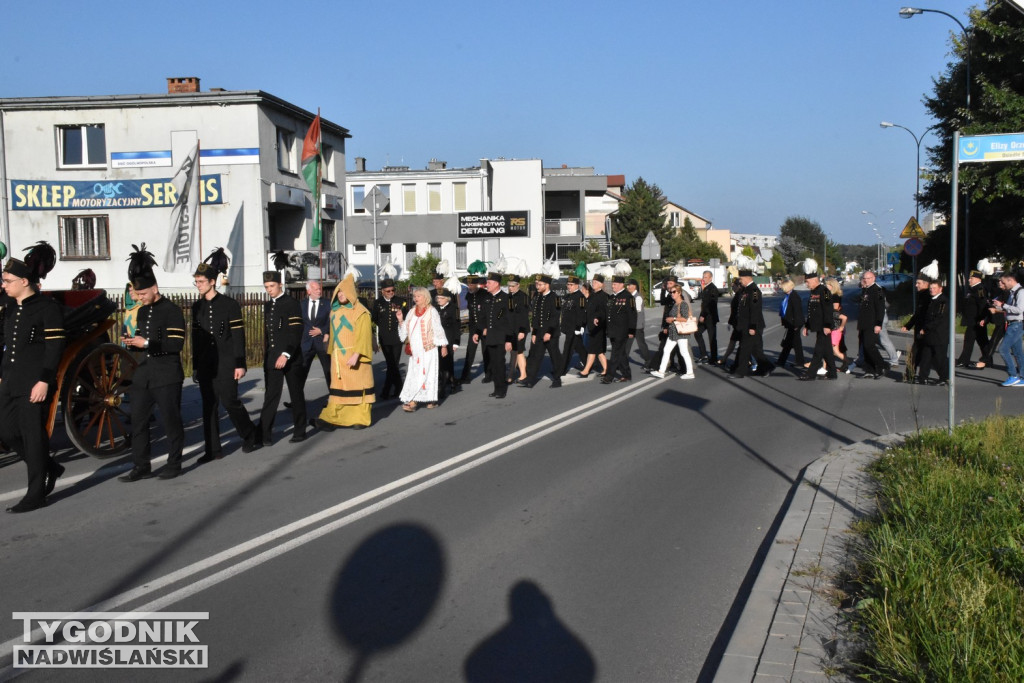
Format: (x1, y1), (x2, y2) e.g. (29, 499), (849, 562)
(195, 247), (230, 280)
(72, 268), (96, 291)
(802, 257), (820, 280)
(127, 243), (158, 290)
(918, 259), (939, 284)
(262, 250), (287, 283)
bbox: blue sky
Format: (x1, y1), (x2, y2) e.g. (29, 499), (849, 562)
(0, 0), (977, 245)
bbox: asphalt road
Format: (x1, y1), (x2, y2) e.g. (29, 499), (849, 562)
(0, 288), (1016, 682)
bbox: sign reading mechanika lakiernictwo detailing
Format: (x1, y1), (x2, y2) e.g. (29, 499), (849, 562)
(458, 211), (529, 238)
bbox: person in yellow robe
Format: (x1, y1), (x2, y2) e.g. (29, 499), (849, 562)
(316, 274), (375, 429)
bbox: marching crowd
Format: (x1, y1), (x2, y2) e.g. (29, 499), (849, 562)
(3, 240), (1023, 514)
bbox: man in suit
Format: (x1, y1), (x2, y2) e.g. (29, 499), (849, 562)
(371, 278), (408, 399)
(259, 270), (306, 444)
(523, 274), (562, 388)
(694, 270), (720, 364)
(730, 269), (773, 380)
(602, 275), (637, 384)
(478, 272), (513, 398)
(300, 280), (331, 385)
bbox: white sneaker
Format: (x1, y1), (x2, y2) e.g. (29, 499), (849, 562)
(893, 351), (902, 364)
(650, 370), (666, 379)
(816, 366), (827, 376)
(680, 373), (695, 379)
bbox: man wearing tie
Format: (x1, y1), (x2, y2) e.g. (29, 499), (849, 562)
(300, 280), (331, 385)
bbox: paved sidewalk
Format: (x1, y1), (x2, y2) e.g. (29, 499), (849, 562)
(714, 433), (906, 682)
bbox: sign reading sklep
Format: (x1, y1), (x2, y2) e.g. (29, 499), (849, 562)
(10, 176), (223, 211)
(12, 612), (209, 669)
(458, 211), (529, 238)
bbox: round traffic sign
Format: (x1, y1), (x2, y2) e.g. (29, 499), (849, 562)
(904, 238), (923, 256)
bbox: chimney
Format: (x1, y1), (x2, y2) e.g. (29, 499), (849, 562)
(167, 77), (200, 94)
(355, 157), (366, 172)
(427, 158), (447, 171)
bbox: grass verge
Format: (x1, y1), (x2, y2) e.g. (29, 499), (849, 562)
(846, 415), (1024, 681)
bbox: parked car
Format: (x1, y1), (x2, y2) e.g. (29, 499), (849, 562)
(650, 278), (699, 303)
(876, 272), (913, 291)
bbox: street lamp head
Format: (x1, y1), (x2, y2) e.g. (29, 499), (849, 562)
(880, 121), (894, 128)
(899, 7), (923, 18)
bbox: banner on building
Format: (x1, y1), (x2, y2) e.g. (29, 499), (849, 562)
(458, 211), (529, 238)
(10, 176), (222, 211)
(164, 144), (201, 273)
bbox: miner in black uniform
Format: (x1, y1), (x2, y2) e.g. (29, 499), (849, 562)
(478, 272), (513, 398)
(506, 274), (530, 385)
(580, 274), (610, 377)
(956, 269), (990, 368)
(371, 278), (407, 399)
(800, 269), (836, 381)
(857, 270), (888, 379)
(258, 269), (306, 444)
(436, 287), (462, 397)
(522, 274), (562, 388)
(192, 250), (262, 460)
(118, 245), (187, 481)
(459, 276), (490, 384)
(602, 275), (637, 383)
(558, 275), (587, 376)
(0, 242), (66, 511)
(917, 279), (950, 384)
(729, 268), (773, 380)
(901, 264), (937, 379)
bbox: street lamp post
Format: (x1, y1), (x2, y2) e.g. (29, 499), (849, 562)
(879, 121), (941, 221)
(899, 6), (973, 280)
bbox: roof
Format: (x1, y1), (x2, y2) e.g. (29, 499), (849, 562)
(662, 199), (711, 225)
(0, 89), (350, 138)
(606, 174), (626, 188)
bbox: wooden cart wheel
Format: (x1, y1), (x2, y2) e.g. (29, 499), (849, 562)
(63, 343), (137, 458)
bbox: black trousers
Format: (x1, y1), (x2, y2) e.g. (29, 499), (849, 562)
(526, 332), (562, 383)
(778, 325), (804, 366)
(439, 343), (456, 393)
(918, 336), (949, 381)
(608, 335), (631, 379)
(301, 343), (331, 386)
(859, 328), (887, 375)
(693, 320), (718, 361)
(485, 344), (507, 396)
(982, 323), (1003, 365)
(808, 330), (837, 378)
(460, 337), (490, 381)
(379, 343), (403, 396)
(735, 331), (769, 377)
(558, 330), (587, 375)
(130, 382), (185, 469)
(0, 391), (53, 506)
(958, 322), (989, 364)
(198, 372), (257, 455)
(261, 356), (307, 441)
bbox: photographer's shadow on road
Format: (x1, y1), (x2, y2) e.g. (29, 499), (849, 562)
(463, 580), (596, 683)
(328, 522), (445, 683)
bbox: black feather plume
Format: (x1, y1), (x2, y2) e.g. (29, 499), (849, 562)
(271, 250), (289, 271)
(127, 243), (157, 281)
(23, 241), (57, 281)
(72, 268), (96, 290)
(203, 247), (230, 275)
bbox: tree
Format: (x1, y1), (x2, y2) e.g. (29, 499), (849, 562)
(662, 215), (726, 263)
(770, 251), (787, 276)
(918, 1), (1024, 269)
(775, 235), (804, 271)
(408, 253), (439, 288)
(567, 240), (608, 265)
(610, 177), (672, 269)
(741, 245), (757, 259)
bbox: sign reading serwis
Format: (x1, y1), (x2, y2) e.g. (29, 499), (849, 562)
(10, 176), (223, 211)
(458, 211), (529, 238)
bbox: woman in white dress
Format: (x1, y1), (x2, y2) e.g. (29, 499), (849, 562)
(396, 287), (449, 411)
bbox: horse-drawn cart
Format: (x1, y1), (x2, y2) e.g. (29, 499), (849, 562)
(44, 289), (137, 458)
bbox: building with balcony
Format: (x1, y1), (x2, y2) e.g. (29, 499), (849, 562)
(0, 77), (349, 291)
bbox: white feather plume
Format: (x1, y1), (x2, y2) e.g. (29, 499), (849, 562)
(493, 257), (508, 274)
(511, 258), (530, 278)
(443, 276), (462, 295)
(978, 259), (995, 276)
(435, 259), (451, 277)
(379, 260), (398, 279)
(397, 266), (411, 281)
(542, 258), (560, 279)
(920, 259), (939, 281)
(670, 260), (688, 278)
(598, 264), (616, 279)
(734, 254), (756, 271)
(344, 265), (361, 281)
(613, 260), (632, 277)
(802, 257), (819, 275)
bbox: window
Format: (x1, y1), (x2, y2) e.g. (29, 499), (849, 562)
(405, 244), (416, 269)
(456, 242), (467, 269)
(403, 184), (416, 213)
(430, 243), (442, 259)
(453, 182), (467, 211)
(670, 211), (681, 228)
(352, 185), (365, 213)
(353, 244), (367, 254)
(59, 215), (110, 259)
(57, 125), (106, 168)
(428, 183), (441, 213)
(380, 243), (392, 257)
(321, 220), (336, 251)
(277, 128), (296, 172)
(322, 145), (335, 183)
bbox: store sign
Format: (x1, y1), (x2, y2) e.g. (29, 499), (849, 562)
(457, 211), (528, 238)
(10, 176), (222, 211)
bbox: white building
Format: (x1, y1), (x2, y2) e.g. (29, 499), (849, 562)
(0, 77), (349, 291)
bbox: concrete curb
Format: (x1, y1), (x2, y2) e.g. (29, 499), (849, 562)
(714, 433), (907, 682)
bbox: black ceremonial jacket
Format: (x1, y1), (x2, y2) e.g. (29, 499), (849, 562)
(586, 289), (609, 334)
(700, 282), (721, 324)
(530, 291), (560, 337)
(481, 290), (512, 347)
(559, 289), (586, 334)
(606, 288), (637, 338)
(857, 284), (887, 331)
(192, 292), (247, 379)
(0, 292), (65, 397)
(961, 281), (988, 327)
(509, 289), (530, 336)
(805, 284), (833, 333)
(263, 294), (303, 361)
(133, 296), (185, 389)
(438, 301), (461, 347)
(736, 283), (765, 333)
(372, 294), (408, 346)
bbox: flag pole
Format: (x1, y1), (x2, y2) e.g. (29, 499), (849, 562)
(317, 109), (323, 282)
(197, 139), (203, 264)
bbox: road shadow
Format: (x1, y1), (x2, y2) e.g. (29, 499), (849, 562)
(463, 580), (596, 683)
(328, 522), (445, 683)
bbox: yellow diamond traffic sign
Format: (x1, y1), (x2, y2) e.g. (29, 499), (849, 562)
(900, 216), (926, 239)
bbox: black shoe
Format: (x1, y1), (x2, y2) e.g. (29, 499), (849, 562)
(482, 375), (492, 384)
(119, 467), (153, 482)
(351, 424), (367, 430)
(516, 379), (530, 388)
(196, 452), (222, 464)
(450, 384), (462, 393)
(459, 377), (471, 385)
(289, 432), (307, 443)
(6, 499), (46, 513)
(45, 463), (65, 496)
(797, 374), (816, 381)
(727, 374), (746, 380)
(242, 439), (264, 453)
(316, 418), (337, 432)
(284, 401), (293, 409)
(615, 377), (630, 383)
(158, 466), (182, 480)
(550, 379), (562, 388)
(823, 375), (837, 380)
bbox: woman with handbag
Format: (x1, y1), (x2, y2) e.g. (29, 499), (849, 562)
(651, 287), (696, 379)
